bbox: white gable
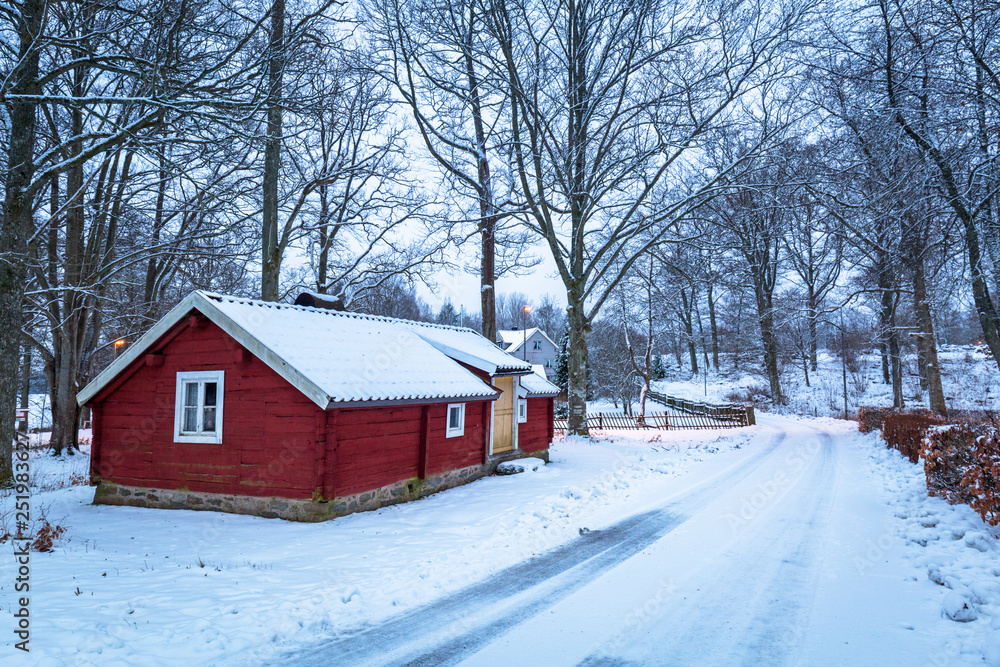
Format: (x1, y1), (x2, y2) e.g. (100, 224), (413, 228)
(497, 328), (557, 354)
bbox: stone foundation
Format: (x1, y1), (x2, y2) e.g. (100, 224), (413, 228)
(93, 448), (549, 522)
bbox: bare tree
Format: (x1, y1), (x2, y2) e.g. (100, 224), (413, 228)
(0, 0), (44, 478)
(1, 0), (333, 458)
(366, 0), (539, 341)
(783, 143), (843, 372)
(873, 0), (1000, 370)
(485, 0), (811, 432)
(622, 258), (659, 422)
(710, 161), (788, 405)
(259, 0), (346, 300)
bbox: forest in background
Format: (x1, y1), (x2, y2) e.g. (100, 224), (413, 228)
(2, 0), (1000, 475)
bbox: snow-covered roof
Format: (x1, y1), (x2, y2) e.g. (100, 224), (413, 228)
(412, 323), (533, 376)
(520, 367), (561, 397)
(77, 291), (534, 408)
(497, 327), (557, 353)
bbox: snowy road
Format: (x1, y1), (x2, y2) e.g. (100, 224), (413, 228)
(275, 420), (945, 666)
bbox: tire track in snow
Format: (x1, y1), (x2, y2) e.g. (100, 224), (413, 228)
(274, 429), (788, 667)
(580, 427), (840, 666)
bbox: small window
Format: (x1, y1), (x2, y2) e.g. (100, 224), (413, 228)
(517, 399), (527, 423)
(533, 341), (542, 350)
(544, 359), (552, 367)
(174, 371), (224, 443)
(446, 403), (465, 438)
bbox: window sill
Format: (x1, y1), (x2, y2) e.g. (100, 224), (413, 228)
(174, 433), (223, 444)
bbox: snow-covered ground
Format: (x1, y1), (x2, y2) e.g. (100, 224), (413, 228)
(653, 344), (1000, 417)
(1, 417), (999, 665)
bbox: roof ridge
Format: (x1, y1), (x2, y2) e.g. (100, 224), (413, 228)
(198, 290), (483, 335)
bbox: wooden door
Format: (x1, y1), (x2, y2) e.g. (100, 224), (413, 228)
(493, 376), (515, 453)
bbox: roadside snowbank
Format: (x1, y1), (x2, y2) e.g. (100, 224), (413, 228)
(860, 429), (1000, 665)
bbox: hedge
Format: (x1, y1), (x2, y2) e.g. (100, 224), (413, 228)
(881, 411), (946, 463)
(866, 409), (999, 526)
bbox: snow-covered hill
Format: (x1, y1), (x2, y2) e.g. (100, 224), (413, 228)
(653, 344), (999, 417)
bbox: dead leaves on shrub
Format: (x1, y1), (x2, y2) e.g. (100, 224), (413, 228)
(924, 422), (1000, 527)
(961, 431), (1000, 527)
(858, 406), (894, 434)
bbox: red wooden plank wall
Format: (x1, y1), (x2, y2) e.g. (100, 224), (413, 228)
(94, 319), (321, 499)
(425, 402), (485, 475)
(328, 401), (487, 497)
(519, 398), (553, 453)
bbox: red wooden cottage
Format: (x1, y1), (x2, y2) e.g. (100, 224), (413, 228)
(76, 291), (559, 521)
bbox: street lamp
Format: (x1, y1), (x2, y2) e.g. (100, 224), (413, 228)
(522, 305), (532, 360)
(114, 338), (127, 358)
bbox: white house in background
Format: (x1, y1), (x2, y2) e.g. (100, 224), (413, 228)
(497, 328), (558, 381)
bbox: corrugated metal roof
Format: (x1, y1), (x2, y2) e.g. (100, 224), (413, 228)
(411, 324), (533, 376)
(203, 294), (501, 405)
(519, 368), (561, 397)
(79, 291), (527, 408)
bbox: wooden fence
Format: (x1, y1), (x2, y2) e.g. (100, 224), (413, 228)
(646, 390), (754, 422)
(553, 406), (753, 432)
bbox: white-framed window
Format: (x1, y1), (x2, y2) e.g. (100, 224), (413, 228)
(174, 371), (224, 443)
(517, 398), (528, 423)
(533, 340), (542, 350)
(446, 403), (465, 438)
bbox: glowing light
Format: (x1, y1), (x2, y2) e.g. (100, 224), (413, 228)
(523, 305), (532, 314)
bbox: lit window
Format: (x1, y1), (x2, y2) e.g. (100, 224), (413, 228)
(518, 399), (527, 423)
(446, 403), (465, 438)
(174, 371), (224, 443)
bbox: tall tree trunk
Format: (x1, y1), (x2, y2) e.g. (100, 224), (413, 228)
(732, 292), (744, 371)
(879, 340), (890, 385)
(462, 11), (498, 343)
(480, 215), (496, 342)
(261, 0), (285, 301)
(143, 147), (168, 314)
(317, 180), (329, 291)
(807, 288), (818, 372)
(913, 258), (946, 414)
(889, 323), (903, 409)
(878, 251), (893, 386)
(754, 284), (782, 404)
(50, 64), (88, 457)
(0, 0), (43, 482)
(670, 324), (682, 367)
(879, 274), (904, 409)
(566, 283), (589, 435)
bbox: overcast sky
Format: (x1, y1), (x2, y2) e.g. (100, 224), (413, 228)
(418, 249), (567, 314)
